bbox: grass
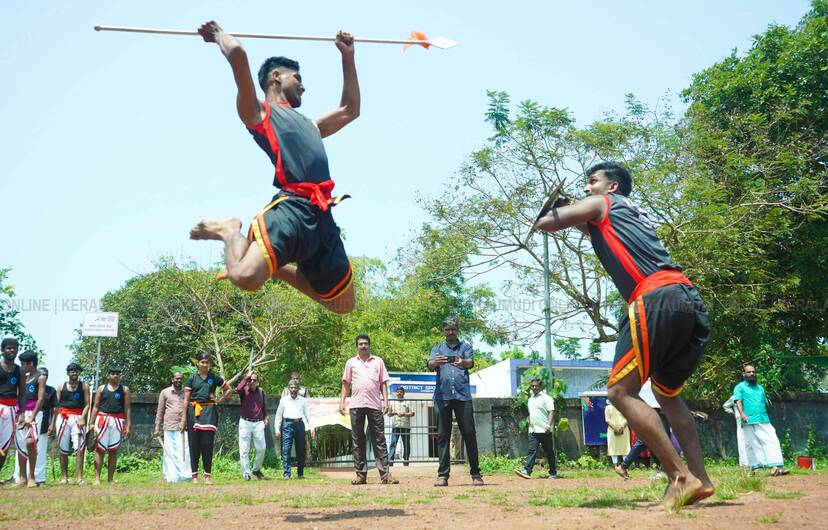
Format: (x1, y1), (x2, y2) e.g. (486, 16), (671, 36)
(0, 456), (820, 523)
(765, 490), (805, 499)
(757, 513), (782, 525)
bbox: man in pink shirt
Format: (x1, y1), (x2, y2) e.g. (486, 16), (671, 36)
(339, 334), (398, 485)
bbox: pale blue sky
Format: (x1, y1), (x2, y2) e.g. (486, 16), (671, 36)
(0, 1), (811, 375)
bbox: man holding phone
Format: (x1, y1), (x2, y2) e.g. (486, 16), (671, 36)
(427, 318), (483, 487)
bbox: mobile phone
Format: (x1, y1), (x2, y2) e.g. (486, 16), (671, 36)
(446, 355), (458, 364)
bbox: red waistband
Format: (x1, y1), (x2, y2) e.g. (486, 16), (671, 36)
(59, 408), (83, 417)
(0, 398), (17, 406)
(281, 180), (336, 212)
(98, 412), (126, 419)
(629, 270), (693, 302)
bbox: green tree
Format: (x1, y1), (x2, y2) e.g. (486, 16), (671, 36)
(0, 268), (39, 353)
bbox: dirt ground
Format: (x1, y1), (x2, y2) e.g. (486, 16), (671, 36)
(7, 465), (827, 529)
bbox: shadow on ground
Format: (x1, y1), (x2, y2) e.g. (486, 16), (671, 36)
(284, 508), (410, 523)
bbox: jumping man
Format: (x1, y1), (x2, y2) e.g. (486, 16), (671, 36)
(55, 362), (90, 484)
(190, 20), (360, 314)
(534, 162), (713, 510)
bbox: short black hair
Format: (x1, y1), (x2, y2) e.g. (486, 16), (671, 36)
(587, 161), (632, 196)
(258, 56), (300, 92)
(441, 317), (458, 329)
(66, 362), (82, 372)
(355, 334), (371, 346)
(18, 350), (37, 364)
(197, 353), (212, 362)
(1, 337), (19, 350)
(530, 378), (542, 385)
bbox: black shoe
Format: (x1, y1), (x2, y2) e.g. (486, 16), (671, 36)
(252, 470), (265, 480)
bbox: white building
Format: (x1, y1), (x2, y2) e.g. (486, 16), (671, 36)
(470, 359), (612, 398)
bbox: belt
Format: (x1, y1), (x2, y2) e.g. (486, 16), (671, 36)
(242, 416), (263, 422)
(0, 398), (17, 406)
(190, 401), (216, 418)
(97, 412), (126, 419)
(280, 180), (349, 212)
(59, 407), (83, 418)
(628, 270), (692, 302)
(282, 418), (303, 423)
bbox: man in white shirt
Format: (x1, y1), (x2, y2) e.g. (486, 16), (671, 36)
(387, 387), (414, 466)
(274, 379), (314, 479)
(516, 378), (558, 479)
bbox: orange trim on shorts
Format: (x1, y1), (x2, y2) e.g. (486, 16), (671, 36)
(651, 378), (683, 397)
(608, 348), (638, 388)
(636, 298), (651, 382)
(250, 220), (275, 277)
(318, 264), (353, 301)
(628, 299), (645, 384)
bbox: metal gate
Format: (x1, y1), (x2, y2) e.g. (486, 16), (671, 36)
(311, 398), (466, 466)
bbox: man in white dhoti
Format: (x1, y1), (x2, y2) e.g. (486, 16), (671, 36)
(722, 396), (748, 466)
(154, 372), (190, 482)
(733, 365), (788, 476)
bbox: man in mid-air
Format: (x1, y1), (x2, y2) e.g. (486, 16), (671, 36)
(190, 20), (360, 314)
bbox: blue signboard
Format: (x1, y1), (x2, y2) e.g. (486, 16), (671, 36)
(581, 395), (609, 446)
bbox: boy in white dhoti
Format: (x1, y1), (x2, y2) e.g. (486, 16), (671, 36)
(734, 365), (789, 476)
(15, 351), (47, 488)
(55, 363), (90, 484)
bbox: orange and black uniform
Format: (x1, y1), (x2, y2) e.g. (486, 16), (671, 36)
(246, 101), (352, 302)
(588, 193), (710, 397)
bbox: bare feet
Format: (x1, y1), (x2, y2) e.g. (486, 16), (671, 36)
(204, 476), (213, 485)
(27, 479), (37, 488)
(59, 478), (68, 485)
(215, 269), (229, 281)
(189, 218), (242, 241)
(663, 473), (706, 512)
(93, 478), (101, 486)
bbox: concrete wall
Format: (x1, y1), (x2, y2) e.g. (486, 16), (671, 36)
(117, 393), (828, 462)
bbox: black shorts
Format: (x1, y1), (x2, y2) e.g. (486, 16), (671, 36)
(248, 194), (352, 301)
(608, 284), (710, 397)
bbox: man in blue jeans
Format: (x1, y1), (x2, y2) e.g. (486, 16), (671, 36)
(275, 379), (313, 479)
(427, 318), (483, 487)
(388, 386), (414, 466)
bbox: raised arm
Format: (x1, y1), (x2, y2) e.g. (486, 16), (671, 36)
(315, 31), (360, 138)
(535, 195), (606, 234)
(197, 20), (264, 126)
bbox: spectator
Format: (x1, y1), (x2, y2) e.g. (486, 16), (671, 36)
(281, 372), (309, 398)
(515, 378), (558, 479)
(275, 379), (314, 479)
(154, 371), (190, 482)
(236, 371), (269, 481)
(605, 398), (630, 466)
(427, 318), (483, 487)
(388, 386), (414, 466)
(734, 365), (789, 476)
(339, 334), (397, 485)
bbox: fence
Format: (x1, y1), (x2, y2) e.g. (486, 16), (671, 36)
(313, 398), (467, 467)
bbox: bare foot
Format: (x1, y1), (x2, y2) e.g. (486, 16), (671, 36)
(663, 473), (706, 512)
(215, 269), (229, 281)
(204, 476), (213, 485)
(27, 479), (37, 488)
(93, 479), (101, 486)
(12, 480), (25, 488)
(59, 478), (68, 485)
(191, 477), (198, 484)
(189, 218), (242, 241)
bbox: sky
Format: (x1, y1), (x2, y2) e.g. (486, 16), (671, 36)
(0, 0), (813, 377)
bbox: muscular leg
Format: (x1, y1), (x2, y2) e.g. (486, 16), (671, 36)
(607, 372), (703, 510)
(274, 265), (355, 314)
(190, 219), (269, 292)
(656, 393), (714, 501)
(190, 220), (355, 313)
(93, 448), (104, 485)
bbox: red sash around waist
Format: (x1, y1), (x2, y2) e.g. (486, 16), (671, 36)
(629, 270), (693, 302)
